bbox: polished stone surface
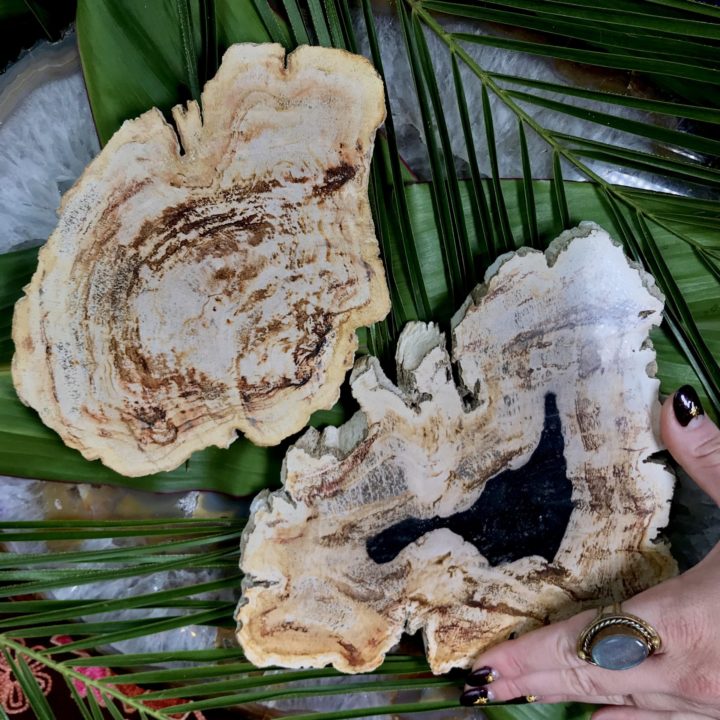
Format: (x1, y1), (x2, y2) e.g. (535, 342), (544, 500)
(591, 634), (649, 670)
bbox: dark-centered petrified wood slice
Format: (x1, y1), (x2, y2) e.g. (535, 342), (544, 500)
(12, 44), (389, 476)
(237, 223), (676, 674)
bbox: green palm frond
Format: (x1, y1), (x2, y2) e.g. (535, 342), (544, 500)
(1, 0), (720, 718)
(0, 518), (586, 719)
(401, 0), (720, 407)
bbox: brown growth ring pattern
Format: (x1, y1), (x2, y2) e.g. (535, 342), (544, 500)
(12, 44), (389, 476)
(237, 224), (676, 675)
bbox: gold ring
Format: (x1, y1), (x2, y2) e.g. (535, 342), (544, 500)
(577, 603), (661, 671)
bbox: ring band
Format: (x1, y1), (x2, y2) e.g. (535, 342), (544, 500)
(577, 603), (662, 671)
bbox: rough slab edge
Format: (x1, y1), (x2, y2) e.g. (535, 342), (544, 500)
(452, 221), (664, 332)
(236, 223), (674, 672)
(11, 42), (390, 475)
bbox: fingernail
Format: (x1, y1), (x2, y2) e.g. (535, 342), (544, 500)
(508, 695), (538, 704)
(466, 666), (498, 686)
(673, 385), (704, 427)
(459, 687), (494, 706)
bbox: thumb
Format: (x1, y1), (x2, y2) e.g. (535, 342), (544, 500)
(661, 385), (720, 506)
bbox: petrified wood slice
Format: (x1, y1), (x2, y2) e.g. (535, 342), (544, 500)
(237, 222), (677, 674)
(12, 44), (389, 476)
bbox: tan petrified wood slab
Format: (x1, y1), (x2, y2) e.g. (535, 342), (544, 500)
(12, 43), (389, 476)
(237, 223), (676, 674)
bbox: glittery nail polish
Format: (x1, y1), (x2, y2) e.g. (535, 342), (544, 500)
(459, 686), (493, 706)
(466, 666), (497, 686)
(673, 385), (704, 427)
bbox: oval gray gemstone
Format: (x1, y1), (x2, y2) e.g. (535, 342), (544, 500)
(591, 635), (649, 670)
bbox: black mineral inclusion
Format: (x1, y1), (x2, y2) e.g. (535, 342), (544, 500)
(366, 393), (574, 567)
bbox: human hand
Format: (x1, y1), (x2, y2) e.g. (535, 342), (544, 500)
(461, 385), (720, 719)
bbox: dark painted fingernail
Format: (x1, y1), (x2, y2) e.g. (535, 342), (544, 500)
(673, 385), (704, 427)
(459, 687), (493, 706)
(466, 666), (497, 686)
(508, 695), (538, 704)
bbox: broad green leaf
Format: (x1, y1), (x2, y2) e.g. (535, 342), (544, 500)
(76, 0), (199, 145)
(75, 0), (274, 146)
(0, 247), (37, 365)
(0, 0), (28, 18)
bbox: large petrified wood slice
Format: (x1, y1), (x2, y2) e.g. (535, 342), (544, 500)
(237, 222), (677, 674)
(12, 44), (389, 476)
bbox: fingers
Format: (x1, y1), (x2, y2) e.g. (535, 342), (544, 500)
(465, 608), (597, 680)
(463, 588), (683, 708)
(458, 384), (719, 713)
(466, 597), (671, 686)
(539, 694), (628, 705)
(661, 386), (720, 506)
(478, 658), (665, 703)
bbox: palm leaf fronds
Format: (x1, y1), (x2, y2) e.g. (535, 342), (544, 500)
(1, 1), (720, 717)
(0, 518), (591, 719)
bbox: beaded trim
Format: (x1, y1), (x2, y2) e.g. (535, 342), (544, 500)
(577, 611), (662, 665)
